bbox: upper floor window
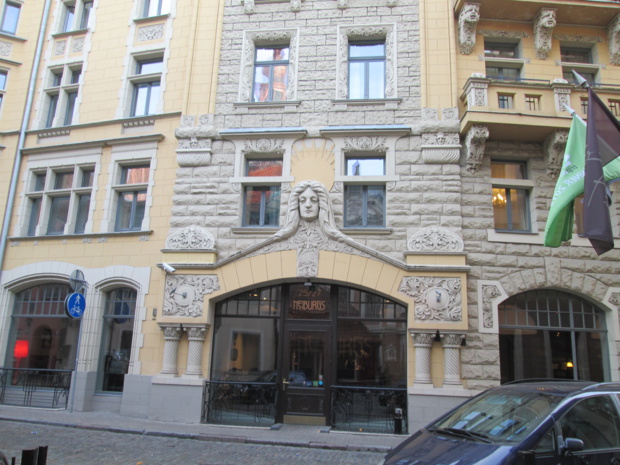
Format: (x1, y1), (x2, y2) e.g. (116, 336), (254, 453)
(114, 164), (150, 231)
(241, 158), (282, 227)
(1, 2), (20, 34)
(142, 0), (170, 17)
(484, 41), (518, 59)
(348, 42), (385, 99)
(253, 46), (289, 103)
(561, 46), (592, 64)
(130, 56), (162, 117)
(561, 45), (598, 85)
(60, 0), (92, 32)
(491, 161), (532, 233)
(25, 164), (95, 236)
(0, 69), (6, 110)
(43, 64), (82, 128)
(484, 40), (522, 82)
(343, 155), (386, 228)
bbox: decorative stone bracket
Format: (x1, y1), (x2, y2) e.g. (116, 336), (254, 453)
(174, 114), (218, 167)
(477, 280), (508, 333)
(465, 125), (489, 174)
(458, 3), (480, 55)
(534, 8), (556, 60)
(544, 129), (569, 179)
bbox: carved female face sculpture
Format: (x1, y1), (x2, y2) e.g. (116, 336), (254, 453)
(299, 186), (320, 222)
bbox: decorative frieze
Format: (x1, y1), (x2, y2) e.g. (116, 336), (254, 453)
(458, 3), (480, 55)
(399, 277), (463, 323)
(343, 136), (387, 153)
(407, 227), (464, 253)
(421, 132), (461, 164)
(138, 24), (165, 42)
(54, 40), (67, 56)
(544, 129), (569, 179)
(165, 225), (216, 250)
(0, 40), (11, 57)
(163, 274), (220, 317)
(243, 138), (285, 154)
(478, 30), (528, 40)
(465, 124), (489, 174)
(533, 9), (556, 60)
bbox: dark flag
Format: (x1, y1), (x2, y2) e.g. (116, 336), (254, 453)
(584, 88), (620, 255)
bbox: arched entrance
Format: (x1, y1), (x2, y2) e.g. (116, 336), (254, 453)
(208, 282), (408, 431)
(499, 289), (609, 383)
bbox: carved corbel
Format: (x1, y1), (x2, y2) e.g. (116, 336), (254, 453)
(244, 0), (255, 14)
(291, 0), (301, 12)
(465, 125), (489, 174)
(609, 14), (620, 65)
(533, 9), (556, 60)
(458, 3), (480, 55)
(544, 129), (569, 179)
(337, 0), (348, 9)
(175, 114), (218, 167)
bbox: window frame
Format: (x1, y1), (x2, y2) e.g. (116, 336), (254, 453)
(142, 0), (171, 18)
(490, 160), (534, 233)
(347, 40), (386, 100)
(42, 64), (82, 128)
(129, 55), (163, 117)
(1, 1), (20, 35)
(483, 39), (524, 83)
(113, 163), (150, 232)
(252, 45), (289, 103)
(560, 44), (599, 86)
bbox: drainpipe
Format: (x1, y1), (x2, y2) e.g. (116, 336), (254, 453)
(0, 0), (53, 280)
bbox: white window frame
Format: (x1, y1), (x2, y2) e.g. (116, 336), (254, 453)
(141, 0), (171, 18)
(0, 1), (20, 35)
(0, 68), (7, 112)
(40, 63), (82, 128)
(336, 24), (396, 101)
(19, 151), (99, 237)
(102, 143), (157, 233)
(238, 29), (299, 103)
(490, 160), (535, 234)
(125, 52), (165, 118)
(58, 0), (92, 33)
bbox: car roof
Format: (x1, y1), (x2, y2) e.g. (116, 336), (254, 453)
(501, 379), (620, 396)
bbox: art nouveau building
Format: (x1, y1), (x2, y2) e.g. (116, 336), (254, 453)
(1, 0), (620, 436)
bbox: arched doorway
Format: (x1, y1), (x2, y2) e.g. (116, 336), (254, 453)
(499, 289), (608, 383)
(208, 282), (407, 431)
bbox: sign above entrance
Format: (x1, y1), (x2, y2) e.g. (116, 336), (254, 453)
(288, 284), (330, 319)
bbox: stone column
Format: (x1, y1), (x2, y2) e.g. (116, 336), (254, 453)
(183, 324), (209, 377)
(411, 330), (435, 385)
(441, 333), (466, 386)
(159, 324), (182, 376)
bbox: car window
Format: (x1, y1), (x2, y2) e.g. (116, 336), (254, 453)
(534, 427), (556, 454)
(559, 396), (620, 451)
(428, 387), (563, 444)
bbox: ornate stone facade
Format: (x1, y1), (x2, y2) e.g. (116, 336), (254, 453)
(458, 3), (480, 55)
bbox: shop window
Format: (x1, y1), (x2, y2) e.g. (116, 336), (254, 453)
(252, 46), (289, 103)
(114, 164), (149, 231)
(348, 41), (385, 99)
(491, 160), (532, 233)
(25, 164), (95, 236)
(1, 2), (20, 35)
(99, 288), (136, 392)
(130, 56), (163, 117)
(6, 283), (79, 372)
(499, 289), (607, 383)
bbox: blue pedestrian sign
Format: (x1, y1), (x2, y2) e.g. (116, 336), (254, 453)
(65, 292), (86, 318)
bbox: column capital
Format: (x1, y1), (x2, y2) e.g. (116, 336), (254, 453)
(440, 332), (466, 348)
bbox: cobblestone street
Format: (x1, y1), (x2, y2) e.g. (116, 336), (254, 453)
(0, 420), (387, 465)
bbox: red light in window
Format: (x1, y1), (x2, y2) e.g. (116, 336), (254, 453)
(14, 340), (29, 359)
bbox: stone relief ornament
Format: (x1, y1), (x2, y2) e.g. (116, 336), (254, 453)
(71, 37), (84, 54)
(165, 225), (216, 250)
(609, 14), (620, 66)
(421, 132), (461, 164)
(290, 0), (301, 12)
(55, 40), (67, 56)
(422, 108), (438, 121)
(442, 108), (459, 121)
(244, 0), (255, 14)
(163, 275), (220, 317)
(534, 9), (556, 60)
(478, 30), (528, 40)
(138, 24), (165, 42)
(464, 76), (488, 108)
(343, 136), (387, 152)
(458, 3), (480, 55)
(174, 114), (218, 167)
(243, 138), (285, 154)
(465, 125), (489, 174)
(399, 277), (463, 323)
(481, 284), (502, 330)
(553, 80), (571, 112)
(407, 227), (464, 252)
(0, 41), (11, 57)
(544, 129), (568, 179)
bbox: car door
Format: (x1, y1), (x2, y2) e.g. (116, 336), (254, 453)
(534, 395), (620, 465)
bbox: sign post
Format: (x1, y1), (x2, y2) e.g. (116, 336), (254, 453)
(66, 270), (88, 412)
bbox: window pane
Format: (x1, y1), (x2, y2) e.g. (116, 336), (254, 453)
(491, 161), (526, 179)
(253, 65), (271, 102)
(561, 47), (592, 64)
(346, 158), (385, 176)
(121, 166), (149, 184)
(348, 62), (365, 99)
(345, 185), (363, 226)
(71, 69), (82, 84)
(272, 65), (287, 101)
(0, 71), (7, 90)
(116, 191), (146, 231)
(33, 173), (47, 191)
(243, 186), (281, 226)
(137, 59), (163, 75)
(366, 185), (385, 227)
(80, 1), (92, 28)
(1, 3), (20, 34)
(81, 168), (94, 187)
(484, 42), (517, 58)
(74, 194), (91, 234)
(63, 6), (75, 32)
(349, 43), (385, 58)
(54, 172), (74, 190)
(146, 82), (160, 114)
(560, 397), (620, 450)
(367, 61), (385, 99)
(46, 95), (58, 128)
(47, 196), (70, 235)
(64, 91), (78, 125)
(28, 198), (42, 236)
(246, 159), (283, 177)
(508, 188), (529, 231)
(256, 47), (289, 62)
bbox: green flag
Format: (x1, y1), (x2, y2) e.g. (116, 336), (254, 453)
(544, 115), (586, 247)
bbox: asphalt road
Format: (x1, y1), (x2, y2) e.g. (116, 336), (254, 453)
(0, 420), (387, 465)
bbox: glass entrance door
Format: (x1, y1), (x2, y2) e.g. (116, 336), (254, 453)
(280, 326), (331, 425)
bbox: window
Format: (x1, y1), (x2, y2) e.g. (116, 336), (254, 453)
(581, 98), (588, 115)
(114, 164), (149, 231)
(240, 157), (283, 227)
(609, 100), (620, 117)
(25, 165), (94, 236)
(252, 46), (288, 103)
(59, 1), (92, 32)
(42, 65), (81, 128)
(62, 4), (75, 32)
(486, 66), (520, 81)
(499, 289), (607, 383)
(99, 288), (136, 392)
(498, 94), (514, 109)
(561, 45), (598, 86)
(491, 161), (531, 232)
(130, 57), (163, 116)
(343, 155), (387, 228)
(525, 95), (540, 111)
(484, 40), (522, 82)
(559, 397), (620, 451)
(1, 2), (20, 34)
(574, 194), (584, 236)
(484, 41), (518, 59)
(348, 42), (385, 99)
(0, 69), (6, 110)
(142, 0), (171, 17)
(561, 47), (592, 64)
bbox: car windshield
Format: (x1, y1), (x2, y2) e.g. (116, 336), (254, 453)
(428, 387), (564, 444)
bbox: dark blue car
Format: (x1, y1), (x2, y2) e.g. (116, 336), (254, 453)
(382, 381), (620, 465)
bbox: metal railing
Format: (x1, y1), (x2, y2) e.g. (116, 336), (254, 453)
(202, 380), (278, 427)
(0, 368), (72, 409)
(330, 385), (408, 435)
